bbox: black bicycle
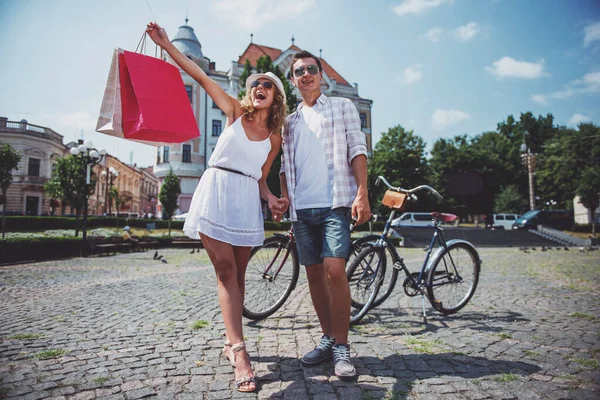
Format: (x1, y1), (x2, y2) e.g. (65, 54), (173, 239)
(243, 224), (382, 321)
(347, 176), (482, 324)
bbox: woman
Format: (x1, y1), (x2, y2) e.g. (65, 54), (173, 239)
(147, 22), (289, 393)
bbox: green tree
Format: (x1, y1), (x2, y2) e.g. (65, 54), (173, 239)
(429, 131), (522, 217)
(0, 143), (22, 239)
(368, 125), (429, 215)
(238, 55), (297, 114)
(493, 185), (527, 214)
(577, 167), (600, 236)
(44, 155), (95, 237)
(109, 187), (132, 233)
(159, 168), (181, 236)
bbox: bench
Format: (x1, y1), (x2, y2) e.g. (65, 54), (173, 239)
(171, 237), (203, 249)
(89, 237), (133, 256)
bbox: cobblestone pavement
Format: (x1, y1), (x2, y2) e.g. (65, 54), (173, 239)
(1, 247), (599, 400)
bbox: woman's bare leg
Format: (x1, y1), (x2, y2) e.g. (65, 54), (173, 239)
(200, 234), (255, 390)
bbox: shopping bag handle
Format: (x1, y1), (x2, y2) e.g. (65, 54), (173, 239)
(135, 31), (165, 60)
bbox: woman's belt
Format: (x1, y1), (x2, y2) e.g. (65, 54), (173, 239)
(212, 166), (253, 179)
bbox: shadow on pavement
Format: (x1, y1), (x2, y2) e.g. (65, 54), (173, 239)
(256, 352), (541, 399)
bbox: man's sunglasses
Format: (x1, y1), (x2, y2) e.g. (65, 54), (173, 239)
(250, 80), (274, 89)
(294, 65), (319, 78)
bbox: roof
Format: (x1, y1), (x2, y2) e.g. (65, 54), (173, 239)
(172, 25), (204, 61)
(237, 43), (350, 86)
(237, 43), (282, 66)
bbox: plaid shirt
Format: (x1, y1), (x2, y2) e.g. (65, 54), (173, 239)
(280, 94), (368, 221)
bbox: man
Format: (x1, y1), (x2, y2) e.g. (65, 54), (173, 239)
(279, 51), (371, 380)
(122, 226), (140, 250)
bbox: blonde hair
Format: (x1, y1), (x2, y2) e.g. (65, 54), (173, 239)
(240, 85), (286, 135)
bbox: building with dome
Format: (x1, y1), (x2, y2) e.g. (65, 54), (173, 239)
(155, 20), (373, 217)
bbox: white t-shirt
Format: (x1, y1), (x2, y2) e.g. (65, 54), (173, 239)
(293, 105), (332, 209)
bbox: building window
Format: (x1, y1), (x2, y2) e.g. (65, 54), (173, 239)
(182, 144), (191, 163)
(163, 147), (170, 163)
(185, 85), (193, 104)
(212, 100), (219, 109)
(212, 120), (222, 136)
(28, 158), (41, 176)
(156, 147), (161, 164)
(359, 113), (367, 129)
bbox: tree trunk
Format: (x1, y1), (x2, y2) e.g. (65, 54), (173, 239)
(75, 210), (80, 237)
(1, 189), (6, 239)
(168, 219), (172, 236)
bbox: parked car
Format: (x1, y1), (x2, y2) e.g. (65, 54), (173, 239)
(485, 213), (519, 230)
(391, 212), (434, 227)
(0, 210), (25, 216)
(512, 210), (573, 230)
(173, 212), (189, 221)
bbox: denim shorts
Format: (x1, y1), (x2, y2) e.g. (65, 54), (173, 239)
(293, 207), (351, 266)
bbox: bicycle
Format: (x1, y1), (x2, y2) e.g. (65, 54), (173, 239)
(346, 176), (482, 324)
(243, 222), (383, 321)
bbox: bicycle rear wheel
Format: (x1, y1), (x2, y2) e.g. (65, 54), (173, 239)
(350, 235), (399, 309)
(346, 246), (385, 324)
(243, 235), (299, 320)
(426, 242), (480, 315)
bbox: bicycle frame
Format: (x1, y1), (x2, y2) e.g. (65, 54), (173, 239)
(374, 207), (453, 289)
(263, 229), (295, 282)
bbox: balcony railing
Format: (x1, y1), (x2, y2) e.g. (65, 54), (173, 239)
(2, 119), (64, 143)
(20, 176), (49, 185)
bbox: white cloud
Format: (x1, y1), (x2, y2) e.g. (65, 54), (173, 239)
(212, 0), (316, 31)
(432, 109), (470, 130)
(532, 70), (600, 104)
(453, 22), (479, 42)
(531, 94), (547, 105)
(424, 27), (443, 42)
(568, 113), (592, 126)
(392, 0), (452, 16)
(583, 22), (600, 47)
(485, 57), (547, 79)
(401, 65), (422, 84)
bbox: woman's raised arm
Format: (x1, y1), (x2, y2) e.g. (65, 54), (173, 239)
(146, 22), (239, 118)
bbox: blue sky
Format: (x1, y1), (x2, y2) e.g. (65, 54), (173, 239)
(1, 0), (599, 167)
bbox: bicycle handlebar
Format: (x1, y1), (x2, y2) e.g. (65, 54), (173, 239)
(375, 176), (443, 201)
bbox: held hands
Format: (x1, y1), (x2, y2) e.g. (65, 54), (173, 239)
(269, 196), (290, 222)
(146, 22), (170, 48)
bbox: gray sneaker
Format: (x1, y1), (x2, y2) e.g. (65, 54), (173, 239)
(332, 344), (357, 380)
(301, 335), (335, 366)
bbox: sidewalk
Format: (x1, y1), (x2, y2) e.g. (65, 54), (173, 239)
(0, 248), (599, 399)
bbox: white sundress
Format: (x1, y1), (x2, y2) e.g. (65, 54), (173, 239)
(183, 117), (271, 246)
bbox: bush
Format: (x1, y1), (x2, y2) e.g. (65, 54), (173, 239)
(1, 216), (185, 232)
(1, 236), (82, 264)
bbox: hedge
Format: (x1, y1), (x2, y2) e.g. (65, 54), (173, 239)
(1, 216), (386, 233)
(0, 236), (83, 264)
(1, 216), (184, 231)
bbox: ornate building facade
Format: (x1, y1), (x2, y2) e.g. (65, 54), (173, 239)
(0, 117), (68, 215)
(155, 20), (373, 216)
(0, 117), (158, 217)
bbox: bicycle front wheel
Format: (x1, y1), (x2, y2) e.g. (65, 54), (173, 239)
(346, 246), (385, 324)
(243, 235), (299, 320)
(426, 242), (480, 315)
(350, 235), (399, 309)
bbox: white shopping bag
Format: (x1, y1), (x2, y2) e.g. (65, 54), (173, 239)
(95, 48), (162, 146)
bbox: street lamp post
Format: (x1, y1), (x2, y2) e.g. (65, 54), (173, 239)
(70, 140), (106, 254)
(520, 132), (536, 211)
(101, 167), (119, 215)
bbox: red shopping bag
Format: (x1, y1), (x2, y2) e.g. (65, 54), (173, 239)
(119, 50), (200, 143)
